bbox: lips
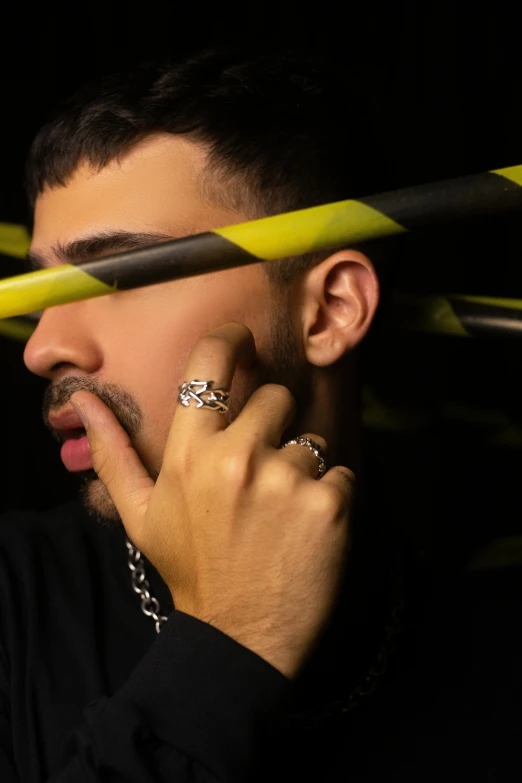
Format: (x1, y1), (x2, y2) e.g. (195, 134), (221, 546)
(48, 407), (86, 443)
(60, 433), (92, 472)
(47, 406), (92, 471)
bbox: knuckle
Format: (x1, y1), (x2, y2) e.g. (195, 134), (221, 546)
(341, 467), (356, 483)
(263, 458), (301, 490)
(219, 448), (255, 487)
(312, 483), (346, 518)
(337, 467), (357, 494)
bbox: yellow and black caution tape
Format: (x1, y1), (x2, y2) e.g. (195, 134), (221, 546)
(0, 316), (36, 342)
(3, 292), (522, 342)
(0, 223), (31, 259)
(361, 388), (522, 448)
(391, 293), (522, 338)
(1, 164), (522, 320)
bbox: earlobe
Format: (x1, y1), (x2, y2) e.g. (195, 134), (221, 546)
(302, 250), (380, 368)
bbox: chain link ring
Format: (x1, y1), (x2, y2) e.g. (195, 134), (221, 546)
(281, 436), (327, 479)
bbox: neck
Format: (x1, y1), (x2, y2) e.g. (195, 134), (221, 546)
(289, 355), (398, 693)
(296, 353), (363, 481)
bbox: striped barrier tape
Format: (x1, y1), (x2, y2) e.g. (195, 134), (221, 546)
(1, 164), (522, 320)
(3, 293), (522, 341)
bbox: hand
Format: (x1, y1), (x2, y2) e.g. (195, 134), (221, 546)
(70, 323), (355, 679)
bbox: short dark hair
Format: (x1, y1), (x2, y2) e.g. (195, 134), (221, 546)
(26, 48), (394, 286)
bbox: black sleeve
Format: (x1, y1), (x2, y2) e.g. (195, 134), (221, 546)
(2, 611), (295, 783)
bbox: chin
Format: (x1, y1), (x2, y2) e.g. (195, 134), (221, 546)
(78, 472), (125, 531)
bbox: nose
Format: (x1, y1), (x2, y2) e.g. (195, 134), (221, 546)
(23, 300), (103, 380)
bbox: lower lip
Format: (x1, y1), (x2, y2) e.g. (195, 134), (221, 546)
(60, 436), (93, 472)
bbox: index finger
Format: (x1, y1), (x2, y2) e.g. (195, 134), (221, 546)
(169, 322), (257, 444)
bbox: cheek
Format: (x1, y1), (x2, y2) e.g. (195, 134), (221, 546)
(117, 330), (193, 414)
(102, 270), (275, 421)
(119, 271), (273, 365)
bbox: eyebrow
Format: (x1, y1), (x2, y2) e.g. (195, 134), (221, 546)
(25, 230), (176, 272)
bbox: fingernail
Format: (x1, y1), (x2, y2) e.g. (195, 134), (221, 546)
(70, 398), (89, 429)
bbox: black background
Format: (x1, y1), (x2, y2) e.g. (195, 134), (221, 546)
(1, 3), (522, 569)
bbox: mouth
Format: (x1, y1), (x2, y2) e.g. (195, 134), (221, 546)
(58, 427), (92, 472)
(48, 406), (86, 441)
(58, 427), (87, 443)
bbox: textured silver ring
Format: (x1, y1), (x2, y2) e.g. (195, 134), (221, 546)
(177, 380), (230, 413)
(281, 436), (327, 479)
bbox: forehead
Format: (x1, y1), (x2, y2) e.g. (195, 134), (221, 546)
(32, 133), (243, 247)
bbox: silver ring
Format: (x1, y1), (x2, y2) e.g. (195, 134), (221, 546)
(281, 436), (327, 479)
(177, 380), (230, 413)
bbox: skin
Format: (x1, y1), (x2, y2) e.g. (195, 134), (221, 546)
(23, 132), (380, 676)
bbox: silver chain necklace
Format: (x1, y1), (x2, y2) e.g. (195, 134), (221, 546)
(126, 537), (168, 633)
(125, 535), (404, 726)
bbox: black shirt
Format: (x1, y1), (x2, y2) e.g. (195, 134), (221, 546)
(0, 500), (520, 782)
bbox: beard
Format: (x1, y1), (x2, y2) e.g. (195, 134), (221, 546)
(43, 376), (143, 531)
(72, 295), (309, 532)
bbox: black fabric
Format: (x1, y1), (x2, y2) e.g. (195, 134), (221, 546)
(0, 499), (520, 782)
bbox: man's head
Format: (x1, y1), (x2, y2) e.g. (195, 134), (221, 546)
(23, 49), (384, 526)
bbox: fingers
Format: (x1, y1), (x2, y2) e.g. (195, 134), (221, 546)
(70, 391), (154, 535)
(227, 383), (297, 447)
(166, 321), (352, 498)
(170, 323), (256, 443)
(278, 432), (328, 479)
(228, 384), (325, 479)
(319, 465), (357, 510)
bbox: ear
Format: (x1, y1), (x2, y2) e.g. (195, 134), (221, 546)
(300, 249), (380, 367)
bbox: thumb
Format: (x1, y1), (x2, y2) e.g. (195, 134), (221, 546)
(70, 391), (154, 536)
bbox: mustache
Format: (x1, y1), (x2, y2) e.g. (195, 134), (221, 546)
(42, 376), (143, 443)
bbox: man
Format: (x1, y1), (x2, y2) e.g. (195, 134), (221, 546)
(2, 48), (514, 783)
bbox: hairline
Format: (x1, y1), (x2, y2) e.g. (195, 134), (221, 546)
(32, 133), (321, 288)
